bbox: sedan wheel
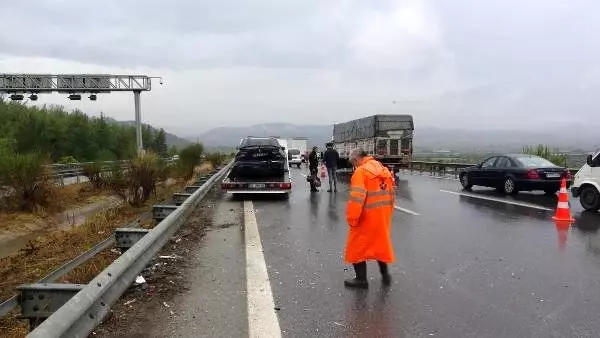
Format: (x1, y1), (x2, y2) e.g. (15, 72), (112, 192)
(460, 173), (472, 189)
(503, 177), (518, 194)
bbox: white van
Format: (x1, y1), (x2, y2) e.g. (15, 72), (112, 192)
(288, 148), (302, 168)
(571, 151), (600, 211)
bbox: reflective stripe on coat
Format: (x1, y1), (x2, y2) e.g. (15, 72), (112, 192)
(344, 157), (396, 264)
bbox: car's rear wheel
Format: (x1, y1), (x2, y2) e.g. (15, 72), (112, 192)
(460, 173), (472, 190)
(503, 177), (518, 195)
(580, 186), (600, 211)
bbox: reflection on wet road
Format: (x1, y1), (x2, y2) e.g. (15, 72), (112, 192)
(243, 168), (600, 336)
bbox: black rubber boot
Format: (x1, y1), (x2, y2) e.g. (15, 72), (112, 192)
(344, 262), (368, 289)
(378, 261), (392, 286)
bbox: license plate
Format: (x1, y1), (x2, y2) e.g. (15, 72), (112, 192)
(249, 183), (266, 189)
(546, 173), (560, 178)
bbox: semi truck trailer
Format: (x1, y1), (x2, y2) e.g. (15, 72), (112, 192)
(332, 114), (414, 173)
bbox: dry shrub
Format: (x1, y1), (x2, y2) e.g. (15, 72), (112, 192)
(177, 143), (204, 179)
(102, 153), (168, 207)
(82, 162), (105, 189)
(0, 152), (57, 212)
(205, 152), (229, 167)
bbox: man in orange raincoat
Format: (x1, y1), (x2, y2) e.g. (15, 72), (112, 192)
(344, 148), (395, 288)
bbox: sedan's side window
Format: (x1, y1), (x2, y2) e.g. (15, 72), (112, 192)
(481, 157), (497, 168)
(495, 157), (510, 168)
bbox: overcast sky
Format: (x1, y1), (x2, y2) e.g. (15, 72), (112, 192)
(0, 0), (598, 137)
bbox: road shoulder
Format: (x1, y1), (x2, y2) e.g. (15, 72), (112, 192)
(92, 188), (247, 337)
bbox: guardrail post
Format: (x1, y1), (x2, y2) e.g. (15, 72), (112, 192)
(152, 205), (178, 222)
(16, 283), (85, 332)
(114, 228), (151, 251)
(184, 185), (202, 194)
(172, 193), (192, 206)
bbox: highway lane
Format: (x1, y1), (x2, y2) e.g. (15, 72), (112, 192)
(252, 167), (600, 337)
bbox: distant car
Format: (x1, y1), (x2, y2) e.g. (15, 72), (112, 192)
(458, 154), (572, 195)
(288, 148), (302, 168)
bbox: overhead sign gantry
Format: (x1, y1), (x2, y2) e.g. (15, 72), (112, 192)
(0, 74), (163, 156)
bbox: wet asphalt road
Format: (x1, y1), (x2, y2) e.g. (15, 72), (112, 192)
(251, 168), (600, 338)
(163, 167), (600, 337)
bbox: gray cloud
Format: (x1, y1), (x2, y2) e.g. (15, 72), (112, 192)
(0, 0), (599, 135)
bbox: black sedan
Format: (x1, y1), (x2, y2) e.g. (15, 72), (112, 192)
(458, 154), (572, 195)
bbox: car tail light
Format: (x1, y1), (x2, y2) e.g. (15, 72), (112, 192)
(526, 169), (540, 179)
(279, 183), (291, 189)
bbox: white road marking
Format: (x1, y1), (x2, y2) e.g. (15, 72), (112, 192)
(243, 200), (282, 338)
(394, 205), (420, 216)
(439, 189), (554, 211)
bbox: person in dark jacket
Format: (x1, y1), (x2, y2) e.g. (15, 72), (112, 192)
(308, 146), (319, 192)
(323, 143), (339, 192)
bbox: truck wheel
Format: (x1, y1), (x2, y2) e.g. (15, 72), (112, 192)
(460, 173), (472, 190)
(580, 186), (600, 211)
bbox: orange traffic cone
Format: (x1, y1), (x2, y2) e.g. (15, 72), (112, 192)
(552, 178), (575, 223)
(320, 164), (326, 178)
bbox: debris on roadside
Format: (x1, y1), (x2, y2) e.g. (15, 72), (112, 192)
(159, 255), (181, 260)
(135, 275), (146, 285)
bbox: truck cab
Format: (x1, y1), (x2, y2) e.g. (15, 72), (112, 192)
(571, 151), (600, 211)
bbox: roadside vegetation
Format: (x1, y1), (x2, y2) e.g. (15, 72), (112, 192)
(522, 144), (568, 166)
(0, 166), (209, 337)
(0, 100), (173, 163)
(414, 144), (582, 168)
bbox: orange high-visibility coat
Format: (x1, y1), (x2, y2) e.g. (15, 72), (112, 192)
(344, 156), (395, 264)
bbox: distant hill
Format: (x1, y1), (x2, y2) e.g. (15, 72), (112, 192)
(196, 123), (333, 148)
(196, 122), (599, 153)
(112, 119), (191, 149)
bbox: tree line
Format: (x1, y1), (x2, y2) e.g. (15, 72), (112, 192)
(0, 100), (174, 163)
(0, 100), (234, 212)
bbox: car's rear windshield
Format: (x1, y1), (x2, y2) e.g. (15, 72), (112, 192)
(289, 148), (300, 155)
(514, 156), (557, 167)
(240, 138), (279, 147)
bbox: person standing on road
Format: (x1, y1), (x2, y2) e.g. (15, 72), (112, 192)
(308, 146), (320, 192)
(323, 142), (339, 192)
(344, 148), (395, 288)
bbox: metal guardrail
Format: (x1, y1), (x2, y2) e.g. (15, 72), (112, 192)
(26, 161), (232, 338)
(47, 158), (177, 185)
(407, 160), (579, 178)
